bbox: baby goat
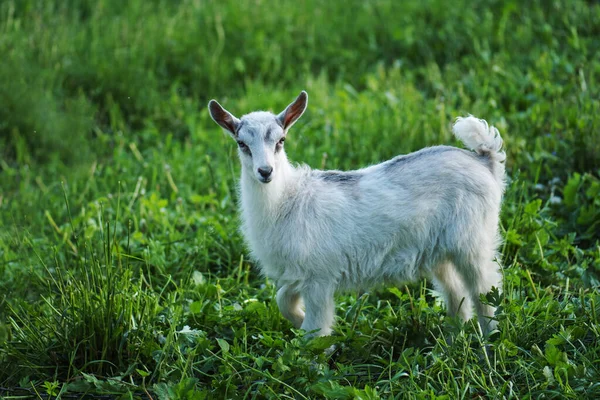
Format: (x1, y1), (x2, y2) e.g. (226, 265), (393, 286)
(208, 91), (505, 337)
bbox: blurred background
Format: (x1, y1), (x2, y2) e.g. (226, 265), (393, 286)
(1, 0), (598, 169)
(0, 0), (599, 396)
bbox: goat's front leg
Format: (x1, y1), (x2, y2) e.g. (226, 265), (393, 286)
(300, 283), (335, 337)
(276, 285), (305, 328)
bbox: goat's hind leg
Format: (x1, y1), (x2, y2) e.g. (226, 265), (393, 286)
(433, 261), (473, 323)
(276, 284), (305, 328)
(454, 253), (502, 336)
(470, 259), (502, 336)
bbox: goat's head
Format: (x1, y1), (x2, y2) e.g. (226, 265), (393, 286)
(208, 91), (308, 184)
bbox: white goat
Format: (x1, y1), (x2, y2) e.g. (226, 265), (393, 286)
(208, 91), (505, 337)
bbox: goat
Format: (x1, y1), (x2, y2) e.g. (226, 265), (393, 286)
(208, 91), (505, 337)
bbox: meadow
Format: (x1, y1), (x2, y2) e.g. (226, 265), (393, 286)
(0, 0), (599, 398)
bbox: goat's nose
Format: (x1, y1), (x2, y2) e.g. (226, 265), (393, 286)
(258, 166), (273, 178)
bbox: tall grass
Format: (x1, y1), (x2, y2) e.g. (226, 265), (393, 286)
(1, 0), (598, 165)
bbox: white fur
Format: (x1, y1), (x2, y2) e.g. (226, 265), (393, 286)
(209, 94), (506, 337)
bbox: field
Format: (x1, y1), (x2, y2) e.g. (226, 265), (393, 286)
(1, 0), (599, 398)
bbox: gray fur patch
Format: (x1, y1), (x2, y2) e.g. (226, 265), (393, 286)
(235, 120), (247, 136)
(317, 170), (362, 184)
(382, 146), (491, 176)
(383, 146), (459, 172)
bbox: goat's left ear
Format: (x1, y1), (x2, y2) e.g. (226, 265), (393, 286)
(277, 91), (308, 130)
(208, 100), (241, 138)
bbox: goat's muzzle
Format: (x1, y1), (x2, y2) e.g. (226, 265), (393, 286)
(258, 166), (273, 183)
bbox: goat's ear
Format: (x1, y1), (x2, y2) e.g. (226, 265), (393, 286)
(277, 91), (308, 130)
(208, 100), (240, 138)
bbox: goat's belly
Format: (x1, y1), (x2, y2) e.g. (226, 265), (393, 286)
(335, 247), (428, 290)
(248, 223), (440, 289)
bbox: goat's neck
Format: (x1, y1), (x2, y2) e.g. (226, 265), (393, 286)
(240, 159), (295, 218)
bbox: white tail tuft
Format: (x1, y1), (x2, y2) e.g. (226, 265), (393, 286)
(453, 116), (506, 163)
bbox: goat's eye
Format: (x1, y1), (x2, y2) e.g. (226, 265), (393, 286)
(237, 141), (251, 155)
(277, 137), (285, 145)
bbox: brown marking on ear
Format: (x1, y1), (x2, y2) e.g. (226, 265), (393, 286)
(208, 100), (240, 135)
(278, 91), (308, 130)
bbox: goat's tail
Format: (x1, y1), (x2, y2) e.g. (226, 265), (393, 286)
(453, 115), (506, 187)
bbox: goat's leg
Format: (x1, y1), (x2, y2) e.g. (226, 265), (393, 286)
(433, 261), (473, 322)
(276, 284), (305, 328)
(300, 283), (335, 337)
(454, 255), (502, 336)
(470, 260), (502, 336)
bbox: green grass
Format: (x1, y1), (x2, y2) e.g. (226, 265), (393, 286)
(1, 0), (600, 398)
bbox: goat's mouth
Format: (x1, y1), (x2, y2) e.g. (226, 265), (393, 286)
(258, 177), (272, 184)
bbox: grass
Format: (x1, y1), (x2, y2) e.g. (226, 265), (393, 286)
(1, 0), (600, 398)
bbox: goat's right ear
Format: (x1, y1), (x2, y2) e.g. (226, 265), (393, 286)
(208, 100), (240, 138)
